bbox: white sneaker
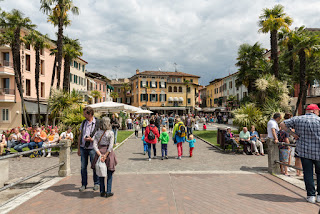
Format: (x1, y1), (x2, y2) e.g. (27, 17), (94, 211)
(178, 156), (182, 160)
(317, 195), (320, 203)
(148, 158), (151, 161)
(46, 153), (51, 158)
(307, 196), (316, 204)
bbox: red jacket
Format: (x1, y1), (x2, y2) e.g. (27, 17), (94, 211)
(144, 125), (160, 144)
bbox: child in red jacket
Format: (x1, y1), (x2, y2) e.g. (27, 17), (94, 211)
(203, 123), (207, 131)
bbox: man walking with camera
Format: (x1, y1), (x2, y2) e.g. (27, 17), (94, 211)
(78, 106), (100, 192)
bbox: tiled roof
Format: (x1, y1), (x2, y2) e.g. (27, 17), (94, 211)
(135, 71), (200, 78)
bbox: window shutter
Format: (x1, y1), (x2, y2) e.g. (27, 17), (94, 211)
(155, 82), (158, 88)
(146, 81), (148, 87)
(140, 81), (143, 87)
(150, 81), (152, 87)
(140, 94), (142, 101)
(146, 94), (148, 101)
(156, 94), (158, 101)
(165, 94), (167, 101)
(120, 98), (122, 103)
(150, 94), (152, 101)
(165, 82), (167, 88)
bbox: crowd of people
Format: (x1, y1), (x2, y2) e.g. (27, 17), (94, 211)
(0, 126), (74, 158)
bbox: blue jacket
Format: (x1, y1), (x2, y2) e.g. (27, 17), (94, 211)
(186, 139), (196, 148)
(141, 135), (147, 145)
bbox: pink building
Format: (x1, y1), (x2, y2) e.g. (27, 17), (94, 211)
(0, 29), (64, 130)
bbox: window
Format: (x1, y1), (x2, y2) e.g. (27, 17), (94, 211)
(41, 82), (45, 97)
(243, 92), (247, 97)
(190, 79), (193, 83)
(95, 84), (97, 90)
(160, 81), (165, 88)
(78, 76), (80, 85)
(229, 81), (232, 89)
(103, 85), (105, 92)
(117, 97), (122, 103)
(74, 61), (77, 67)
(172, 78), (176, 82)
(136, 81), (138, 88)
(126, 97), (130, 104)
(177, 78), (181, 83)
(141, 81), (146, 87)
(236, 86), (239, 91)
(118, 88), (121, 93)
(74, 75), (77, 84)
(159, 94), (166, 102)
(3, 52), (9, 64)
(187, 87), (190, 93)
(141, 94), (148, 101)
(2, 109), (9, 121)
(40, 60), (45, 75)
(82, 65), (85, 72)
(3, 78), (9, 89)
(174, 86), (177, 92)
(26, 54), (31, 71)
(179, 86), (182, 92)
(25, 43), (30, 50)
(151, 81), (156, 88)
(40, 49), (44, 56)
(168, 86), (172, 92)
(100, 84), (101, 91)
(150, 94), (157, 102)
(26, 79), (31, 96)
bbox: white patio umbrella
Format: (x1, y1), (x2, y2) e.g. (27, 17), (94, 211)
(86, 101), (125, 112)
(136, 109), (153, 114)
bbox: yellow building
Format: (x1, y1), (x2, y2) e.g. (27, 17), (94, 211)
(205, 78), (223, 108)
(130, 70), (200, 115)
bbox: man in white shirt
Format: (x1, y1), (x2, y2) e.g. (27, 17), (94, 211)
(60, 127), (74, 141)
(6, 128), (22, 154)
(267, 113), (281, 143)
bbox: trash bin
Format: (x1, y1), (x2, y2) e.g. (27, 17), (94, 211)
(218, 128), (227, 149)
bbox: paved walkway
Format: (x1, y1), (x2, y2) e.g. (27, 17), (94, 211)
(6, 133), (320, 213)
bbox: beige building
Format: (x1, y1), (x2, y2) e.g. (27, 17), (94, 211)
(0, 29), (63, 130)
(70, 57), (87, 94)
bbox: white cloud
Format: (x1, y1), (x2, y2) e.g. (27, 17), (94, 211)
(1, 0), (320, 85)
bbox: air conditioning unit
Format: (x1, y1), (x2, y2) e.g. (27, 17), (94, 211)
(161, 103), (165, 107)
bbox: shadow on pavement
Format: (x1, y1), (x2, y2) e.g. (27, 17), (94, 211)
(47, 184), (100, 199)
(240, 166), (268, 173)
(238, 193), (304, 202)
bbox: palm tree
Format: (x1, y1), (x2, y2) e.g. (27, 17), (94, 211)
(121, 82), (131, 103)
(91, 90), (102, 103)
(0, 9), (36, 127)
(259, 4), (293, 78)
(110, 92), (119, 102)
(184, 80), (190, 111)
(290, 28), (320, 115)
(24, 31), (51, 124)
(235, 42), (268, 94)
(63, 36), (82, 92)
(40, 0), (79, 89)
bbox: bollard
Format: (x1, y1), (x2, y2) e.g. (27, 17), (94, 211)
(58, 140), (71, 177)
(0, 159), (9, 187)
(267, 138), (281, 174)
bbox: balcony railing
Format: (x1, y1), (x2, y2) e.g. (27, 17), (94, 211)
(0, 60), (13, 67)
(308, 87), (320, 97)
(0, 88), (15, 95)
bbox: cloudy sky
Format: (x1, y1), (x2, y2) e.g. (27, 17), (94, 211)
(2, 0), (320, 85)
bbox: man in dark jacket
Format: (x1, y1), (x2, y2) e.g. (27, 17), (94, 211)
(154, 113), (161, 135)
(111, 113), (120, 145)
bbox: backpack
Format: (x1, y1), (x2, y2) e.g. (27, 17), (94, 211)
(147, 126), (155, 140)
(177, 123), (186, 137)
(168, 117), (173, 124)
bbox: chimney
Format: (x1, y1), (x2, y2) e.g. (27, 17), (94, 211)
(136, 69), (140, 74)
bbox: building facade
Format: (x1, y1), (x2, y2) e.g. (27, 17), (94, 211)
(0, 29), (63, 130)
(85, 72), (113, 104)
(111, 78), (131, 104)
(130, 70), (200, 115)
(70, 57), (87, 94)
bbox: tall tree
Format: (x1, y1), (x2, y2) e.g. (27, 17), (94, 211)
(63, 36), (82, 92)
(110, 92), (119, 102)
(40, 0), (79, 89)
(259, 4), (293, 78)
(24, 31), (51, 124)
(235, 42), (268, 94)
(0, 9), (36, 127)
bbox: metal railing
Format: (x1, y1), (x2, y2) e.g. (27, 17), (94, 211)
(0, 140), (71, 192)
(0, 88), (15, 96)
(0, 60), (13, 67)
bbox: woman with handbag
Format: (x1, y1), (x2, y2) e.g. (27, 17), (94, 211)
(92, 117), (117, 198)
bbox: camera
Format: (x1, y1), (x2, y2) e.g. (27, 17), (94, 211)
(84, 136), (91, 148)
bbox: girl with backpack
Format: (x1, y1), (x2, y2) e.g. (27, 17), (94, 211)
(173, 118), (187, 160)
(144, 119), (160, 161)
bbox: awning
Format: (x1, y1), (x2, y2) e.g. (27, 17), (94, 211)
(179, 97), (184, 102)
(25, 101), (48, 114)
(203, 107), (216, 112)
(149, 107), (186, 110)
(168, 97), (173, 101)
(195, 107), (202, 111)
(107, 85), (114, 90)
(173, 97), (179, 101)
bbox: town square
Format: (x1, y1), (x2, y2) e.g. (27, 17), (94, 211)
(0, 0), (320, 213)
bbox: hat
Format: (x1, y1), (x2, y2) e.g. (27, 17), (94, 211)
(306, 104), (320, 111)
(226, 127), (231, 130)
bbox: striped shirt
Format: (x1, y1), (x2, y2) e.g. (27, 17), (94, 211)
(284, 113), (320, 160)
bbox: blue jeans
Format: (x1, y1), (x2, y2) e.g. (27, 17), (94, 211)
(301, 157), (320, 196)
(7, 140), (19, 150)
(161, 144), (167, 157)
(143, 143), (148, 152)
(187, 127), (192, 138)
(28, 141), (43, 155)
(99, 170), (114, 193)
(112, 129), (118, 144)
(80, 147), (99, 187)
(14, 143), (29, 152)
(147, 143), (156, 158)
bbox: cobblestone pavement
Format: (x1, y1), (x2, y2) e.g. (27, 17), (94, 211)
(6, 130), (319, 214)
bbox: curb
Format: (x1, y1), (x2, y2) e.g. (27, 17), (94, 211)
(193, 134), (223, 151)
(114, 132), (135, 151)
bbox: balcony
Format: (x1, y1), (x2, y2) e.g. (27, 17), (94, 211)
(0, 60), (14, 76)
(308, 87), (320, 97)
(0, 88), (15, 102)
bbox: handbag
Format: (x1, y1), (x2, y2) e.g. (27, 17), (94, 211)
(95, 156), (108, 177)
